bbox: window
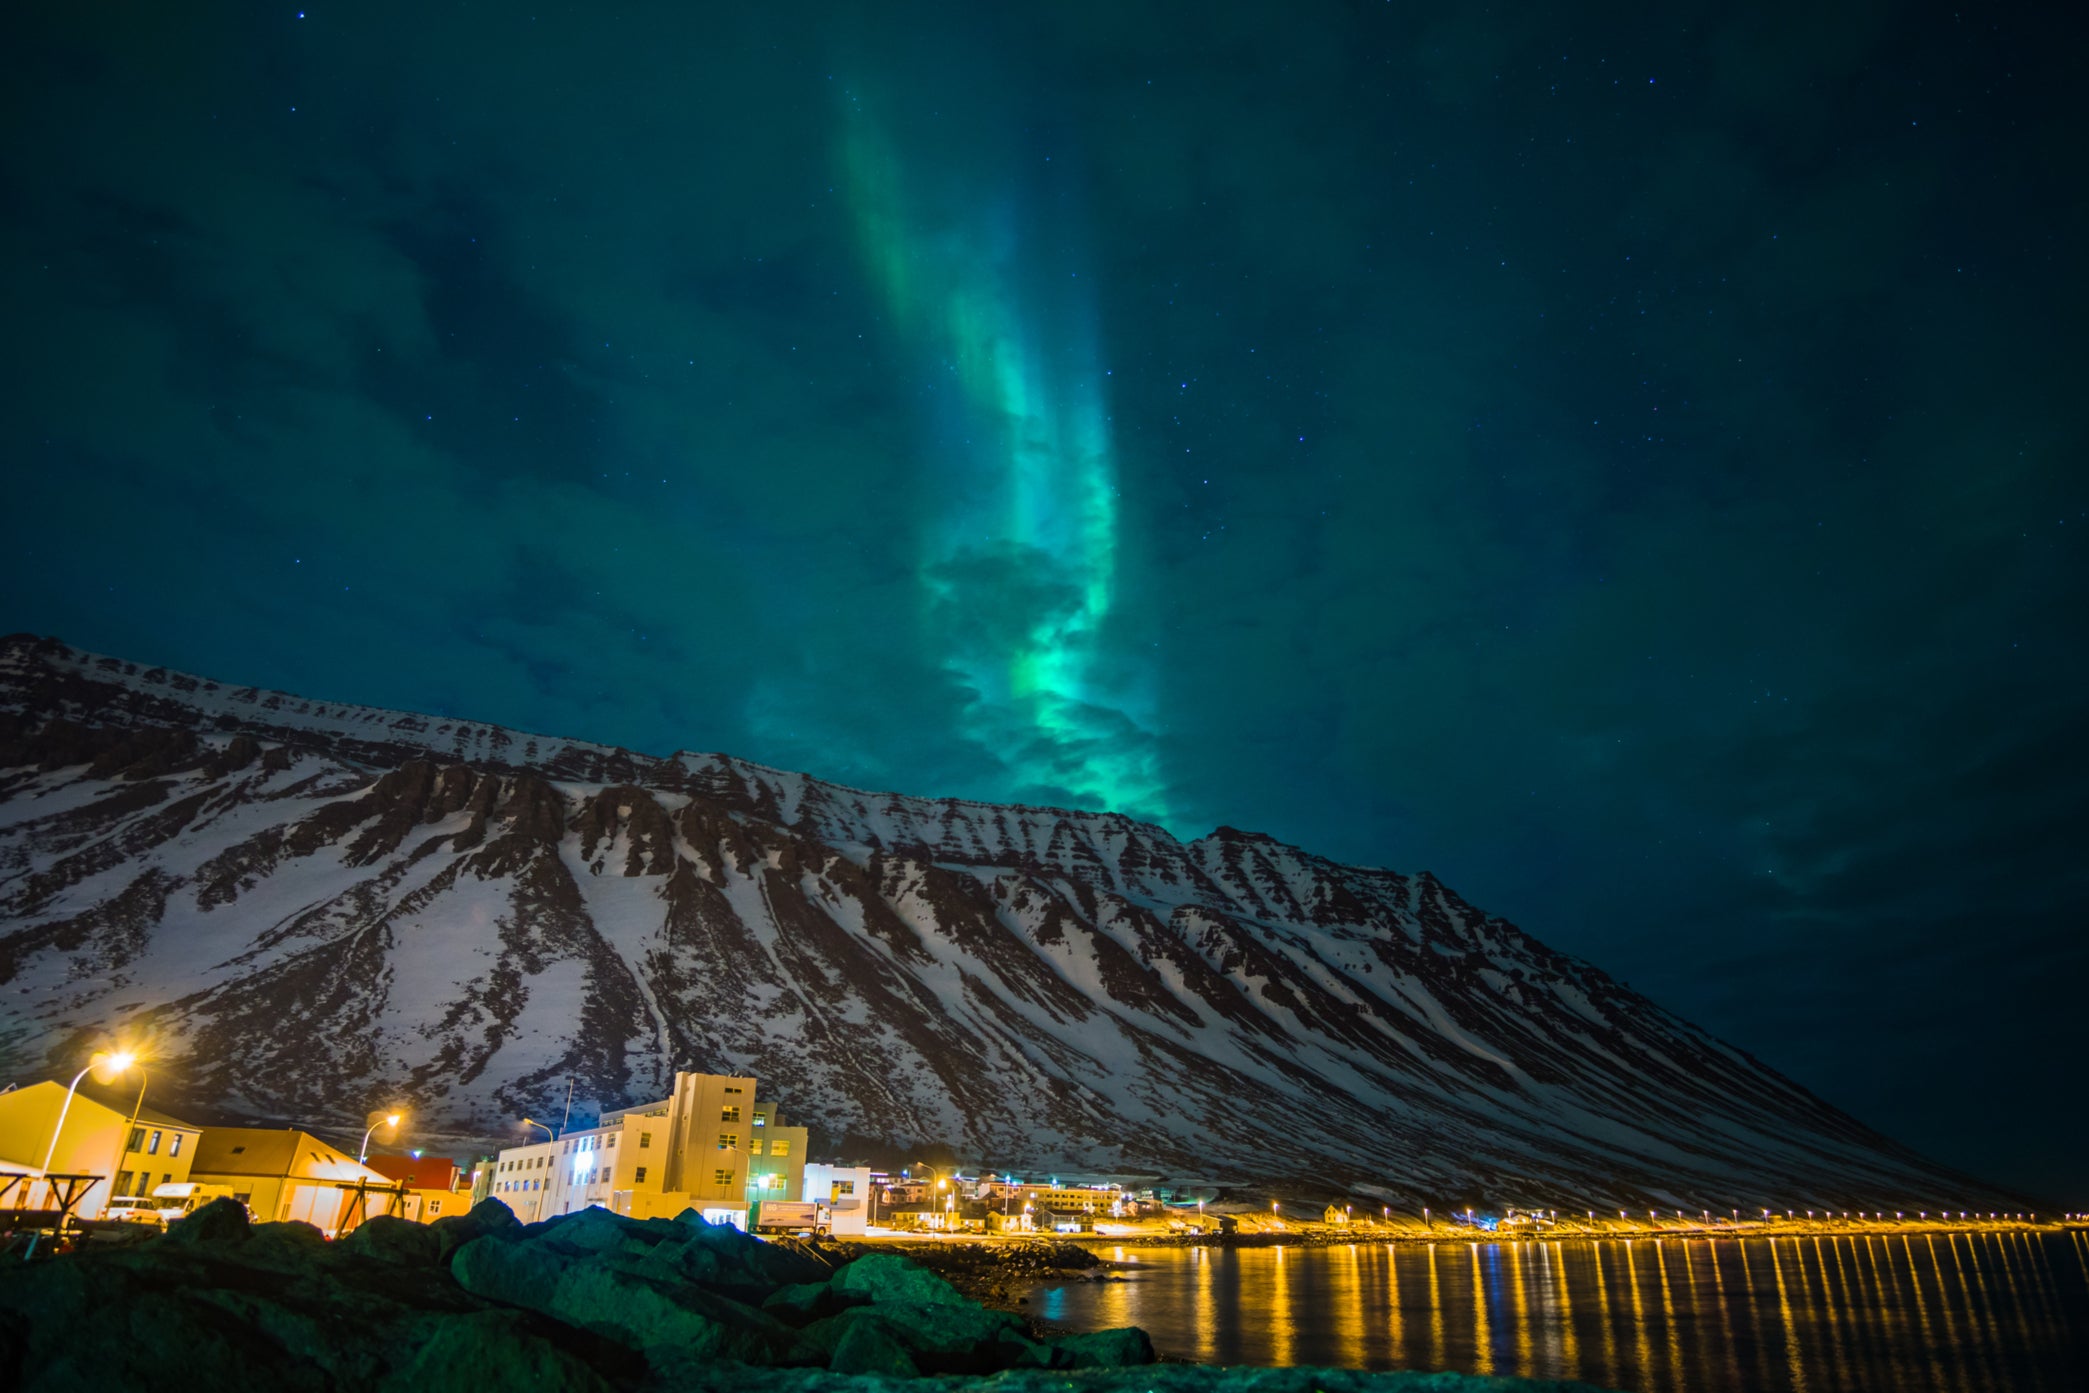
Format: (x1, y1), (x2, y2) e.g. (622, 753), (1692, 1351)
(834, 1180), (855, 1196)
(428, 1200), (443, 1215)
(147, 1130), (162, 1155)
(713, 1169), (733, 1186)
(116, 1170), (133, 1196)
(770, 1139), (790, 1157)
(750, 1139), (765, 1155)
(724, 1085), (742, 1094)
(640, 1132), (652, 1149)
(717, 1133), (738, 1151)
(128, 1128), (145, 1153)
(230, 1146), (246, 1156)
(169, 1134), (183, 1157)
(606, 1135), (615, 1149)
(635, 1167), (648, 1184)
(721, 1106), (740, 1123)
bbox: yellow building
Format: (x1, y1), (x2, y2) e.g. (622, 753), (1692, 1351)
(487, 1072), (812, 1229)
(187, 1127), (399, 1235)
(0, 1080), (203, 1219)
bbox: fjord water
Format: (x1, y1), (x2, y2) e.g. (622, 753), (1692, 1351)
(1031, 1232), (2089, 1392)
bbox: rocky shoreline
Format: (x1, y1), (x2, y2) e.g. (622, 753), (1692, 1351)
(0, 1200), (1616, 1392)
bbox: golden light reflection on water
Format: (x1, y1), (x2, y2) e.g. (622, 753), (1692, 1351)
(1508, 1242), (1533, 1378)
(1766, 1237), (1811, 1392)
(1191, 1245), (1216, 1365)
(1036, 1231), (2088, 1393)
(1468, 1243), (1492, 1375)
(1331, 1243), (1365, 1370)
(1425, 1242), (1444, 1371)
(1623, 1240), (1656, 1389)
(1590, 1239), (1619, 1389)
(1268, 1243), (1294, 1366)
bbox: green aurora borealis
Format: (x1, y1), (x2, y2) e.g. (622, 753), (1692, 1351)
(2, 2), (2084, 1200)
(841, 102), (1162, 817)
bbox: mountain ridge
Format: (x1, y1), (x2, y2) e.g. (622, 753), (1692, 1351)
(0, 634), (2019, 1208)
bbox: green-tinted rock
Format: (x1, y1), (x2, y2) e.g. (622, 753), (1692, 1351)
(452, 1232), (574, 1307)
(829, 1252), (968, 1306)
(1043, 1326), (1157, 1368)
(545, 1261), (790, 1364)
(428, 1196), (521, 1258)
(833, 1299), (1023, 1356)
(160, 1195), (249, 1247)
(763, 1279), (865, 1323)
(380, 1311), (613, 1393)
(341, 1215), (442, 1267)
(827, 1316), (921, 1377)
(236, 1221), (330, 1272)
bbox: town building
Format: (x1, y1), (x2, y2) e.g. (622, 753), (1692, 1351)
(802, 1162), (872, 1236)
(0, 1079), (203, 1220)
(364, 1153), (470, 1222)
(186, 1127), (401, 1236)
(486, 1071), (812, 1229)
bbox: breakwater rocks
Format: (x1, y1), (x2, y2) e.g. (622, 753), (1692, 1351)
(0, 1199), (1615, 1393)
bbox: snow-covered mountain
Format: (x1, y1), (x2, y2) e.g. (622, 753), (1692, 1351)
(0, 635), (2006, 1207)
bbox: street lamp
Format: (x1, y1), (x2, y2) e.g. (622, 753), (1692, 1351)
(360, 1112), (403, 1163)
(41, 1050), (136, 1178)
(523, 1117), (556, 1143)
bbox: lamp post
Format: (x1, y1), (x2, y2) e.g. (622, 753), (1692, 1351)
(360, 1112), (403, 1163)
(523, 1117), (556, 1143)
(41, 1050), (136, 1180)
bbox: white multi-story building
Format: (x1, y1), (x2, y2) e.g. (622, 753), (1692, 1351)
(485, 1071), (808, 1229)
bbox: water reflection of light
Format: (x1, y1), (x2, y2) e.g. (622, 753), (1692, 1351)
(1653, 1240), (1686, 1392)
(1590, 1239), (1620, 1389)
(1426, 1242), (1445, 1371)
(1191, 1245), (1216, 1365)
(1706, 1239), (1745, 1391)
(1508, 1243), (1534, 1378)
(1765, 1238), (1809, 1392)
(1623, 1241), (1655, 1388)
(1385, 1240), (1407, 1367)
(1814, 1238), (1855, 1391)
(1468, 1244), (1492, 1376)
(1269, 1244), (1294, 1366)
(1332, 1242), (1366, 1370)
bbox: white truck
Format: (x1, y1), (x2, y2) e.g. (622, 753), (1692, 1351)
(752, 1200), (832, 1238)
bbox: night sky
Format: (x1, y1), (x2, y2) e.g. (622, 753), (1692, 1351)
(5, 4), (2083, 1200)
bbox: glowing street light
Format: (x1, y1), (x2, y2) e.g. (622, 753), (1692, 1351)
(360, 1111), (403, 1163)
(42, 1050), (138, 1182)
(523, 1117), (556, 1142)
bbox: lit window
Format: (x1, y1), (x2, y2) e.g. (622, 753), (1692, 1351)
(721, 1106), (740, 1123)
(635, 1167), (648, 1184)
(750, 1139), (765, 1155)
(713, 1169), (733, 1186)
(718, 1133), (738, 1151)
(148, 1130), (162, 1156)
(170, 1135), (183, 1157)
(770, 1139), (790, 1157)
(834, 1180), (854, 1196)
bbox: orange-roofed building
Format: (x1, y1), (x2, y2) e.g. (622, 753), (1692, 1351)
(364, 1153), (469, 1223)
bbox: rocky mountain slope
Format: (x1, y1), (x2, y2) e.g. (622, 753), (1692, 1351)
(0, 635), (2005, 1206)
